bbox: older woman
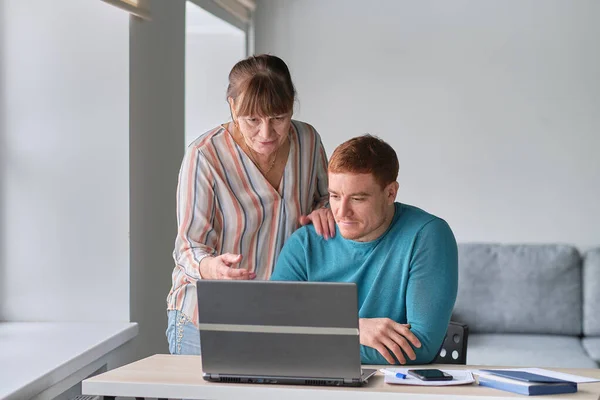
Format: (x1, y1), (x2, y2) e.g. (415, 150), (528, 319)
(166, 54), (335, 355)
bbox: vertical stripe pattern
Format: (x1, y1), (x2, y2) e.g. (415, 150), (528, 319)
(167, 120), (329, 326)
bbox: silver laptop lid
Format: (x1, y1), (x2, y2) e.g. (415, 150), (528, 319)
(196, 280), (362, 380)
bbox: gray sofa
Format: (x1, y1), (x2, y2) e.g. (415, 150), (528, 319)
(452, 244), (600, 368)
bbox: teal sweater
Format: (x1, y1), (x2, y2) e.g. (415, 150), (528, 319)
(270, 202), (458, 365)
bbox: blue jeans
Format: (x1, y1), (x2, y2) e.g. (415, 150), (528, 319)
(166, 310), (201, 355)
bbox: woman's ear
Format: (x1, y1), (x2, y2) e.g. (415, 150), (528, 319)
(227, 97), (237, 120)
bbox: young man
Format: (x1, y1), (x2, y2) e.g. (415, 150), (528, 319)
(271, 135), (458, 365)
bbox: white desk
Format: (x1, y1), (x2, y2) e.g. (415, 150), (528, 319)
(83, 354), (600, 400)
(0, 322), (138, 400)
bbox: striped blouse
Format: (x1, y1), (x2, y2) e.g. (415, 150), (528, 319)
(167, 120), (329, 325)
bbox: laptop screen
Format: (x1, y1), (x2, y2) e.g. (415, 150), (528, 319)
(196, 280), (363, 380)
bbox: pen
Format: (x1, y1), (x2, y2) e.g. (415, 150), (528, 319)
(381, 369), (408, 379)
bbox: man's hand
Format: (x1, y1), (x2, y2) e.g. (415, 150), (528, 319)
(359, 318), (422, 364)
(199, 253), (256, 280)
(299, 207), (336, 239)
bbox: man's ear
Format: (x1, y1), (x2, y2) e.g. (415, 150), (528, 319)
(386, 181), (399, 203)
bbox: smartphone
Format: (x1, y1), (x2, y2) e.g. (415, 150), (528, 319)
(407, 369), (453, 381)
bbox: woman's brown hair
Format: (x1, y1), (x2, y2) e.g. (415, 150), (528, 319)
(227, 54), (296, 118)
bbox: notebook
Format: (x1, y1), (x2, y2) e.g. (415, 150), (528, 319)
(477, 370), (577, 396)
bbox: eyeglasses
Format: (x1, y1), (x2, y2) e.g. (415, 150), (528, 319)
(237, 114), (291, 129)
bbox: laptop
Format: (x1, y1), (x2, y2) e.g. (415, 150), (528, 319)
(196, 280), (377, 387)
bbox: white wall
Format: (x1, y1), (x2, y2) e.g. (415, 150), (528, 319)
(185, 2), (245, 145)
(0, 0), (129, 320)
(254, 0), (600, 250)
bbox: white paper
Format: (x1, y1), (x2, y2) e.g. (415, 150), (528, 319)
(380, 368), (475, 386)
(471, 368), (599, 384)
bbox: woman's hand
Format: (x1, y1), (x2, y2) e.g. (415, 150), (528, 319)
(299, 207), (336, 239)
(199, 253), (256, 280)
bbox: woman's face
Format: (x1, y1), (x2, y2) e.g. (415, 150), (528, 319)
(229, 98), (292, 156)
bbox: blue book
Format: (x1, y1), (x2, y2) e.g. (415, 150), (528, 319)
(478, 370), (577, 396)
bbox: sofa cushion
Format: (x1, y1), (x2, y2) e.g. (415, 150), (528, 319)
(582, 338), (600, 364)
(584, 248), (600, 336)
(468, 334), (597, 369)
(453, 244), (582, 335)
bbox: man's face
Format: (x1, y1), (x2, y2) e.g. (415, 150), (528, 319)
(328, 172), (398, 242)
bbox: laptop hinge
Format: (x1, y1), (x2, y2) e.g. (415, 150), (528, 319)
(344, 378), (354, 384)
